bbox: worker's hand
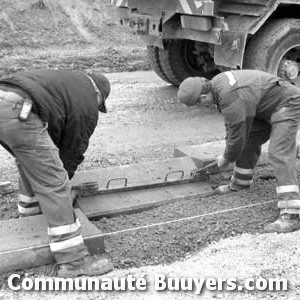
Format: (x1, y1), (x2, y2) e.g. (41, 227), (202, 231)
(217, 154), (230, 171)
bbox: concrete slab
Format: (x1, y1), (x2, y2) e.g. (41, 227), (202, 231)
(0, 209), (104, 273)
(174, 140), (269, 169)
(71, 157), (198, 192)
(77, 182), (213, 218)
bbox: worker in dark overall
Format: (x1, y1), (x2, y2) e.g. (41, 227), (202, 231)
(178, 70), (300, 234)
(0, 69), (113, 277)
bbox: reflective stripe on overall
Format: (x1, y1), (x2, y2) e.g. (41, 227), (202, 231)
(224, 72), (300, 211)
(269, 98), (300, 212)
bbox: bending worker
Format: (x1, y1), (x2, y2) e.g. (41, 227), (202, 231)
(0, 69), (113, 277)
(178, 69), (300, 234)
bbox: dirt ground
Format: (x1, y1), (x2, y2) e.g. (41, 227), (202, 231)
(0, 1), (300, 299)
(0, 0), (149, 76)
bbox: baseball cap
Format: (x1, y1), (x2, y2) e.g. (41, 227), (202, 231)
(88, 72), (111, 113)
(177, 77), (207, 106)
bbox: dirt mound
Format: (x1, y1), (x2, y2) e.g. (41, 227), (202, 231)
(0, 0), (80, 53)
(0, 0), (141, 51)
(0, 0), (148, 74)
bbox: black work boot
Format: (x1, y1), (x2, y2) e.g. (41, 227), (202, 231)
(57, 255), (113, 278)
(264, 213), (300, 233)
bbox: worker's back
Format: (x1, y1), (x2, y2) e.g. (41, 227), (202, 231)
(211, 69), (300, 121)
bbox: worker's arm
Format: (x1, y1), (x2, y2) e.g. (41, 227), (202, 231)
(60, 145), (87, 180)
(59, 115), (95, 179)
(222, 98), (256, 162)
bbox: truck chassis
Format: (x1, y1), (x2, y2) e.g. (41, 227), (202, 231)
(111, 0), (300, 86)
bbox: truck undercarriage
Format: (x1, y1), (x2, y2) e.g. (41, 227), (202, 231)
(111, 0), (300, 85)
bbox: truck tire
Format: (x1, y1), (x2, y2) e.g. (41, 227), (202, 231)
(243, 19), (300, 85)
(148, 40), (219, 86)
(147, 45), (172, 84)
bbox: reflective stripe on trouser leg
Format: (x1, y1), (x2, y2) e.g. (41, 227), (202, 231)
(48, 218), (88, 264)
(277, 185), (300, 210)
(268, 98), (300, 211)
(18, 194), (41, 216)
(231, 165), (254, 187)
(0, 108), (89, 264)
(232, 119), (271, 188)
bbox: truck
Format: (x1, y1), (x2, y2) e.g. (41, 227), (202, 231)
(110, 0), (300, 86)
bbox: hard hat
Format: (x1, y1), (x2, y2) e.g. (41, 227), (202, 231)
(88, 72), (111, 113)
(177, 77), (207, 106)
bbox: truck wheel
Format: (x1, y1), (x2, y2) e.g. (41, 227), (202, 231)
(148, 40), (219, 86)
(244, 19), (300, 86)
(147, 45), (172, 84)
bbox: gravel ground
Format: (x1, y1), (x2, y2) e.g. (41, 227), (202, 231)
(1, 173), (300, 299)
(95, 167), (279, 270)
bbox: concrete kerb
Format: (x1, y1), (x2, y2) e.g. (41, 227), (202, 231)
(73, 155), (213, 218)
(71, 156), (199, 193)
(76, 181), (213, 218)
(0, 209), (104, 274)
(174, 140), (270, 169)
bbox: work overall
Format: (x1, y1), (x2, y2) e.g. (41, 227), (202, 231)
(0, 88), (89, 264)
(226, 74), (300, 213)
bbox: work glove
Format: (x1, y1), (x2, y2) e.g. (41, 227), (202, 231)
(217, 154), (230, 171)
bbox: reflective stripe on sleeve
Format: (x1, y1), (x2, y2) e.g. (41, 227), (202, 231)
(49, 235), (84, 253)
(276, 185), (299, 194)
(47, 219), (81, 236)
(224, 71), (237, 86)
